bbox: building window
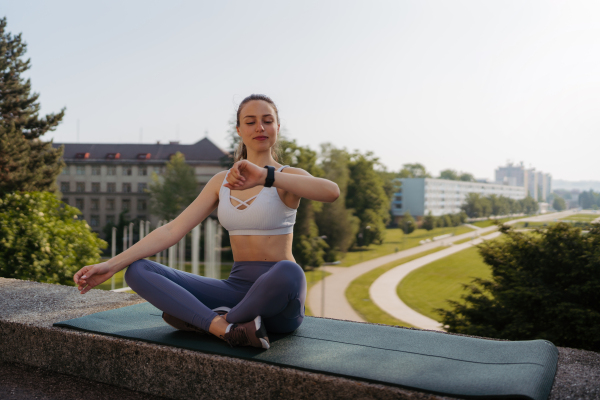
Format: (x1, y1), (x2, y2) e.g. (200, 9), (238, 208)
(91, 182), (100, 193)
(138, 166), (147, 176)
(123, 166), (132, 176)
(75, 198), (84, 210)
(122, 199), (130, 211)
(107, 165), (116, 176)
(138, 183), (147, 193)
(107, 183), (116, 193)
(153, 166), (162, 174)
(91, 199), (99, 211)
(90, 215), (99, 228)
(61, 166), (70, 175)
(63, 198), (69, 205)
(75, 182), (85, 193)
(395, 196), (402, 201)
(106, 199), (115, 211)
(122, 183), (131, 193)
(106, 215), (115, 226)
(76, 165), (85, 175)
(138, 215), (146, 221)
(91, 165), (101, 176)
(61, 182), (70, 192)
(137, 199), (147, 211)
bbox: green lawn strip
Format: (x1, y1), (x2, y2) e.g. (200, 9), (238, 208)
(471, 216), (528, 228)
(559, 213), (599, 223)
(397, 246), (491, 322)
(338, 225), (474, 267)
(345, 247), (444, 328)
(303, 269), (332, 317)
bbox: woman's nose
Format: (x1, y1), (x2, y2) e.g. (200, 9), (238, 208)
(255, 123), (264, 131)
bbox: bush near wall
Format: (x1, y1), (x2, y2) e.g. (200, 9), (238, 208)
(0, 192), (107, 285)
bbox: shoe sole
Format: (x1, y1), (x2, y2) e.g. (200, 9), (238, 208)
(254, 316), (270, 349)
(212, 306), (231, 314)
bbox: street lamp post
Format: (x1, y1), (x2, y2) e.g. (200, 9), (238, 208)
(319, 235), (327, 318)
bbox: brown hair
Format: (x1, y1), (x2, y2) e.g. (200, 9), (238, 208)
(234, 94), (281, 163)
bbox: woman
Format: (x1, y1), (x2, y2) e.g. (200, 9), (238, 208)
(73, 94), (340, 349)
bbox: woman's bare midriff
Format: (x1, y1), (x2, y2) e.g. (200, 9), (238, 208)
(230, 233), (295, 262)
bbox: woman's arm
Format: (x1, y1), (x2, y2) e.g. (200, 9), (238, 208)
(225, 161), (340, 203)
(106, 170), (225, 273)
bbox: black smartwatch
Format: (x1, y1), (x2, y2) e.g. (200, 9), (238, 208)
(264, 165), (275, 187)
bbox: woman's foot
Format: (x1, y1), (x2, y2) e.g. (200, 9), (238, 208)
(222, 315), (270, 349)
(163, 306), (231, 334)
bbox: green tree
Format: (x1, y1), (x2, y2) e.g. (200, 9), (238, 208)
(346, 151), (391, 246)
(398, 163), (431, 178)
(437, 223), (600, 352)
(422, 212), (436, 231)
(280, 139), (327, 268)
(401, 211), (416, 234)
(0, 191), (107, 284)
(553, 197), (566, 211)
(439, 169), (459, 181)
(459, 173), (475, 182)
(0, 18), (65, 197)
(520, 196), (539, 214)
(315, 144), (360, 262)
(147, 152), (198, 221)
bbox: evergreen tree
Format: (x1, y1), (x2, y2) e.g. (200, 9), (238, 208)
(0, 18), (65, 196)
(147, 152), (198, 221)
(422, 212), (436, 231)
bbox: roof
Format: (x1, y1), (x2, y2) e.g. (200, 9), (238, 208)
(52, 137), (229, 163)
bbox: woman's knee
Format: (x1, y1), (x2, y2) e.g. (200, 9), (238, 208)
(124, 259), (151, 284)
(268, 261), (306, 289)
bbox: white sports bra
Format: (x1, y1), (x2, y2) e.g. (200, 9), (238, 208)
(217, 165), (297, 235)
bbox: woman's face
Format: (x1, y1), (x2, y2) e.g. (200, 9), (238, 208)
(237, 100), (279, 154)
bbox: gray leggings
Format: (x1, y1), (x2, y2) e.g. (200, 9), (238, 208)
(124, 259), (307, 333)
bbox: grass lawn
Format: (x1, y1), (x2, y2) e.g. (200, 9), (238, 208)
(397, 246), (492, 322)
(345, 247), (444, 328)
(471, 216), (528, 228)
(559, 213), (599, 223)
(338, 225), (474, 267)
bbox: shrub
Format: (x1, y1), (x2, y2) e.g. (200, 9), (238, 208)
(0, 192), (107, 285)
(436, 223), (600, 351)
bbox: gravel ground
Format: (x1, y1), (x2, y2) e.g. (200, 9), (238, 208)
(0, 361), (169, 400)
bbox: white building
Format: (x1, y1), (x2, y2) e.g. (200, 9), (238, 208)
(391, 178), (526, 218)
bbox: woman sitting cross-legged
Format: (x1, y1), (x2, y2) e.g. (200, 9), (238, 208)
(73, 94), (340, 349)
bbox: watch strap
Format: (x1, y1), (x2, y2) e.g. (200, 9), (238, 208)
(264, 165), (275, 187)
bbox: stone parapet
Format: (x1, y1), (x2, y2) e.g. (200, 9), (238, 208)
(1, 277), (598, 399)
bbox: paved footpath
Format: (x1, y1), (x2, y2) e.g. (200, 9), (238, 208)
(307, 210), (576, 323)
(370, 231), (501, 330)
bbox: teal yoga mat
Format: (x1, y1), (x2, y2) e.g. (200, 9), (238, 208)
(54, 302), (558, 400)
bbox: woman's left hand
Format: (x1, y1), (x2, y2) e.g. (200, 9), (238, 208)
(224, 160), (268, 190)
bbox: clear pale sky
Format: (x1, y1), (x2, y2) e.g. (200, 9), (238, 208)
(3, 1), (599, 181)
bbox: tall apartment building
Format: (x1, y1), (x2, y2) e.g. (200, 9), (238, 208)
(391, 178), (526, 219)
(495, 163), (551, 202)
(52, 138), (228, 239)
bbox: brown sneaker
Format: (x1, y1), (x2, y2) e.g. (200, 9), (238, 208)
(162, 306), (231, 334)
(223, 315), (270, 349)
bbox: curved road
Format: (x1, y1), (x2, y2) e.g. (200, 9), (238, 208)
(307, 210), (576, 324)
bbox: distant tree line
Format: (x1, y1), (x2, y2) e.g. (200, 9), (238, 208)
(461, 193), (538, 218)
(578, 190), (600, 210)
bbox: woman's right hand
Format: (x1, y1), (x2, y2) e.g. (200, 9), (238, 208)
(73, 261), (114, 294)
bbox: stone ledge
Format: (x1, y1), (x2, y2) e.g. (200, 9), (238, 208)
(1, 277), (599, 400)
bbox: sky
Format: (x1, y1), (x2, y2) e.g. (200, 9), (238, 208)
(3, 0), (600, 182)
